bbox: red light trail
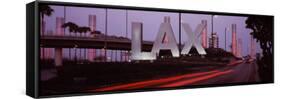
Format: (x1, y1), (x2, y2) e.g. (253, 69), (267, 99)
(92, 69), (233, 92)
(159, 70), (233, 88)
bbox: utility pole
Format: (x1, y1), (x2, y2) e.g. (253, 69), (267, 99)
(225, 27), (227, 51)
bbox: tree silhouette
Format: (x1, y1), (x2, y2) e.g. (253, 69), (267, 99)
(77, 26), (91, 33)
(62, 22), (91, 34)
(39, 5), (54, 21)
(91, 30), (102, 35)
(245, 16), (273, 82)
(246, 16), (273, 57)
(39, 5), (53, 61)
(61, 22), (79, 33)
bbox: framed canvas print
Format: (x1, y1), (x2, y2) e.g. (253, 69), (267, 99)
(26, 0), (274, 98)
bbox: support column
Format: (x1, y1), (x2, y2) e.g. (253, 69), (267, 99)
(55, 48), (63, 66)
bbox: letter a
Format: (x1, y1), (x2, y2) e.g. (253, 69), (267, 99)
(151, 20), (180, 57)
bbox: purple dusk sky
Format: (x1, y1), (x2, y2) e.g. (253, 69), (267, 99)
(44, 5), (262, 56)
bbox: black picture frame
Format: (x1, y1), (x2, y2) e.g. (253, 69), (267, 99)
(26, 0), (274, 98)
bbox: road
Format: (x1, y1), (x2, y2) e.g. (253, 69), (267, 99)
(194, 61), (260, 85)
(91, 61), (260, 92)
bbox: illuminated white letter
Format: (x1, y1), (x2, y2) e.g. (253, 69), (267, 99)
(151, 18), (180, 57)
(181, 23), (206, 55)
(131, 22), (156, 60)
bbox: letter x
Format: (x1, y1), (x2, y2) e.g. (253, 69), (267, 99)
(181, 23), (207, 55)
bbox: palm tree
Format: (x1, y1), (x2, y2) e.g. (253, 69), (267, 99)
(39, 5), (53, 61)
(61, 22), (79, 33)
(62, 22), (91, 63)
(62, 22), (78, 62)
(40, 5), (54, 35)
(40, 5), (54, 24)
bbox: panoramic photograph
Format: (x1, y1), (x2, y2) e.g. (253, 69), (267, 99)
(39, 4), (273, 96)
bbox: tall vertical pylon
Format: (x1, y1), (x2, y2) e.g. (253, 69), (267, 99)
(231, 24), (238, 57)
(88, 15), (97, 62)
(201, 20), (208, 48)
(54, 17), (65, 67)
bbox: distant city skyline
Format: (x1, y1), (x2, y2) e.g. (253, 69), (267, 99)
(43, 5), (262, 57)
